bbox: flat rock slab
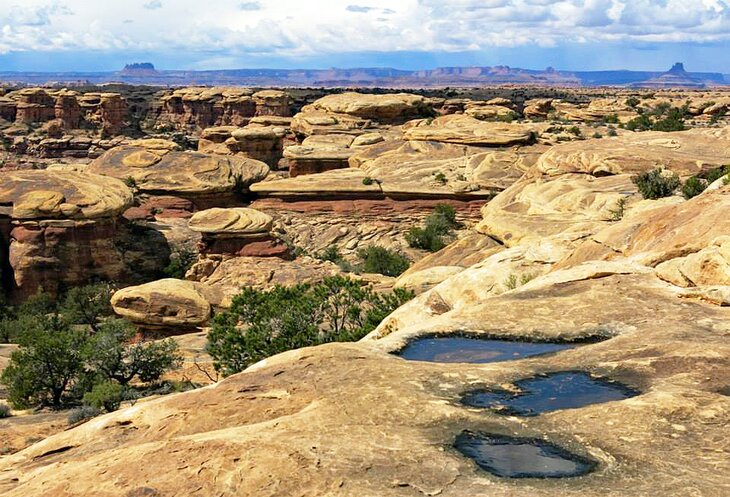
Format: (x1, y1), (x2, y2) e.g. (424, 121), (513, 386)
(189, 208), (273, 236)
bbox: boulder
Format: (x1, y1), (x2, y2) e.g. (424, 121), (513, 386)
(111, 279), (212, 330)
(198, 126), (285, 167)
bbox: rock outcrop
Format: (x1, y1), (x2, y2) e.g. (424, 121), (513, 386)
(198, 126), (286, 167)
(87, 142), (270, 207)
(403, 115), (539, 146)
(0, 170), (167, 300)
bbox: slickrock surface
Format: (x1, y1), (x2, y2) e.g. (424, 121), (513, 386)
(1, 262), (728, 496)
(302, 92), (433, 122)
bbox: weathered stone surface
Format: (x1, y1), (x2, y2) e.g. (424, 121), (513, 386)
(189, 208), (273, 236)
(252, 90), (291, 117)
(351, 139), (546, 195)
(403, 115), (539, 146)
(284, 144), (355, 177)
(88, 145), (269, 200)
(395, 233), (504, 293)
(0, 170), (133, 220)
(655, 237), (730, 287)
(559, 185), (730, 270)
(111, 279), (212, 329)
(290, 110), (373, 137)
(303, 92), (432, 122)
(2, 263), (728, 496)
(155, 87), (257, 131)
(537, 126), (730, 177)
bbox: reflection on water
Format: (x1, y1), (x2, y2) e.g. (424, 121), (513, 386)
(461, 372), (638, 416)
(455, 431), (597, 478)
(397, 337), (575, 364)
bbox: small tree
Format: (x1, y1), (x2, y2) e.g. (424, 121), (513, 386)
(84, 319), (182, 386)
(1, 314), (86, 409)
(83, 381), (124, 412)
(406, 204), (460, 253)
(62, 282), (113, 331)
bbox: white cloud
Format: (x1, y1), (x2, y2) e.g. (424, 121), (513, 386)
(0, 0), (728, 57)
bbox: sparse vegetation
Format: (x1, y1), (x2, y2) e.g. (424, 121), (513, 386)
(603, 114), (620, 124)
(362, 177), (374, 186)
(681, 166), (730, 199)
(632, 169), (680, 200)
(433, 172), (447, 184)
(67, 406), (100, 425)
(164, 247), (197, 279)
(607, 128), (618, 137)
(357, 246), (410, 277)
(592, 132), (603, 139)
(626, 104), (688, 132)
(625, 97), (640, 108)
(207, 276), (414, 376)
(609, 197), (628, 221)
(0, 285), (182, 410)
(0, 403), (11, 418)
(406, 204), (460, 253)
(567, 126), (582, 136)
(82, 381), (125, 413)
(504, 272), (537, 291)
(123, 176), (138, 189)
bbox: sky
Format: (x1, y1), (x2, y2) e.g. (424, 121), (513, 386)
(0, 0), (729, 73)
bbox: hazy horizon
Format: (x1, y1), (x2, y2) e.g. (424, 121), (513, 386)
(1, 1), (730, 73)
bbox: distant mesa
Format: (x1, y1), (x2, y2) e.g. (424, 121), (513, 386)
(633, 62), (707, 89)
(118, 62), (159, 76)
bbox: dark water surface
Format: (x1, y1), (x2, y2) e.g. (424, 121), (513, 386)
(461, 372), (638, 416)
(397, 337), (576, 364)
(454, 431), (597, 478)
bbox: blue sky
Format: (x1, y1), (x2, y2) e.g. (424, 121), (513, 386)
(1, 1), (729, 73)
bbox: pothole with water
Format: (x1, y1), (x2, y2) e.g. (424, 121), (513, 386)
(454, 431), (597, 478)
(461, 371), (639, 416)
(395, 336), (578, 364)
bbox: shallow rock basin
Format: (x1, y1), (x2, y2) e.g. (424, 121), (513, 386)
(461, 371), (638, 416)
(396, 337), (576, 364)
(454, 431), (597, 478)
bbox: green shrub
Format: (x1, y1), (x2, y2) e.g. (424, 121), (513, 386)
(567, 126), (582, 136)
(701, 165), (730, 184)
(164, 247), (197, 279)
(406, 204), (460, 253)
(123, 176), (138, 189)
(207, 276), (414, 376)
(317, 245), (343, 263)
(607, 128), (618, 137)
(626, 114), (653, 131)
(434, 172), (447, 184)
(604, 114), (620, 124)
(362, 177), (374, 186)
(0, 403), (11, 418)
(682, 176), (708, 199)
(357, 246), (410, 277)
(83, 381), (124, 412)
(67, 406), (100, 425)
(592, 132), (603, 139)
(609, 197), (628, 221)
(632, 169), (680, 200)
(625, 97), (640, 108)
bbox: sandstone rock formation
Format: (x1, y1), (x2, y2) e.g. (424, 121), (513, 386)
(302, 92), (433, 122)
(189, 207), (288, 258)
(0, 170), (166, 300)
(87, 143), (269, 207)
(403, 115), (539, 146)
(198, 126), (286, 167)
(111, 278), (213, 330)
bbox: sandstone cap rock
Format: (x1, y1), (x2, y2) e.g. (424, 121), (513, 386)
(403, 115), (538, 146)
(0, 169), (133, 220)
(88, 145), (269, 195)
(188, 208), (273, 236)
